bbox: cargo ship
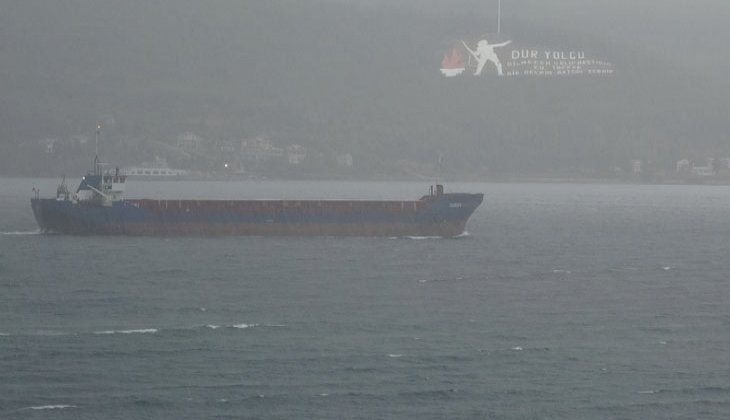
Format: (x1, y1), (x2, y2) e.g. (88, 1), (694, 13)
(30, 128), (483, 237)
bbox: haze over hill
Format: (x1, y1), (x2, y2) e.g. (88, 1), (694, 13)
(1, 0), (728, 179)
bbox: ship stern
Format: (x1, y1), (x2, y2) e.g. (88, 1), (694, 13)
(30, 198), (79, 233)
(30, 198), (50, 232)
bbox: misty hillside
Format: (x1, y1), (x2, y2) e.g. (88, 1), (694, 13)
(1, 0), (728, 178)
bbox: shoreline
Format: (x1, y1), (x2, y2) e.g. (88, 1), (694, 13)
(4, 174), (730, 187)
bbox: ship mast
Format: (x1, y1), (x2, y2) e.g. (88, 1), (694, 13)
(94, 123), (101, 176)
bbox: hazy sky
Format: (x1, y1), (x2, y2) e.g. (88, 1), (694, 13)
(1, 0), (728, 177)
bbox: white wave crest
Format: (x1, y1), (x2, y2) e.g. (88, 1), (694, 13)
(387, 353), (403, 358)
(205, 324), (220, 329)
(232, 323), (259, 329)
(34, 331), (69, 336)
(0, 331), (68, 337)
(93, 328), (158, 335)
(405, 236), (442, 240)
(1, 230), (41, 236)
(27, 405), (76, 410)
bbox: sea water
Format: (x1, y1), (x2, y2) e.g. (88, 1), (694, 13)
(1, 178), (730, 419)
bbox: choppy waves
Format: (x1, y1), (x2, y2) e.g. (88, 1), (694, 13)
(0, 323), (285, 338)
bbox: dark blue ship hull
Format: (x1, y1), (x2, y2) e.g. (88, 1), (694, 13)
(30, 193), (483, 237)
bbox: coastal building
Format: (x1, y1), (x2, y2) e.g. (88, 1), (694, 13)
(39, 138), (58, 154)
(631, 159), (642, 174)
(676, 159), (691, 173)
(240, 136), (283, 163)
(68, 135), (89, 145)
(287, 145), (306, 165)
(98, 114), (116, 127)
(123, 156), (190, 178)
(218, 140), (237, 154)
(336, 153), (353, 167)
(177, 132), (206, 153)
(691, 163), (715, 177)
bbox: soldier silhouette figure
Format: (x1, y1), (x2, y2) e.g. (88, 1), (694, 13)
(461, 39), (511, 76)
